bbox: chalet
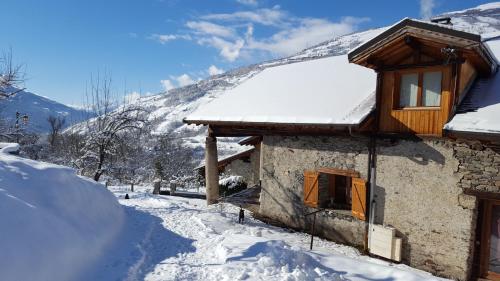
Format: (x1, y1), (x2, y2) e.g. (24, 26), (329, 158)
(184, 18), (500, 281)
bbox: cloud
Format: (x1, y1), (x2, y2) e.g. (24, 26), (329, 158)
(201, 8), (287, 27)
(161, 79), (175, 92)
(124, 91), (141, 104)
(153, 5), (369, 62)
(161, 73), (196, 92)
(208, 65), (224, 76)
(150, 33), (191, 44)
(420, 0), (435, 19)
(236, 0), (258, 7)
(247, 17), (370, 56)
(186, 21), (236, 38)
(175, 73), (195, 87)
(198, 37), (245, 61)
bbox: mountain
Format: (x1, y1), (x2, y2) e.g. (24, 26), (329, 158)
(0, 87), (91, 133)
(77, 2), (500, 158)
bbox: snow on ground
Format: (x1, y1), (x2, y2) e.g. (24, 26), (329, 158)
(104, 185), (448, 281)
(0, 144), (124, 281)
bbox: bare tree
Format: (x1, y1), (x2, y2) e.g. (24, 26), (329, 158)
(0, 49), (27, 141)
(47, 115), (66, 147)
(78, 73), (148, 181)
(0, 49), (25, 98)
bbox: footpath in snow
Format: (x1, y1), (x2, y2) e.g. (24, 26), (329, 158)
(96, 185), (448, 281)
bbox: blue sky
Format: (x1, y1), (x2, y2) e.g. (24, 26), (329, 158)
(0, 0), (494, 105)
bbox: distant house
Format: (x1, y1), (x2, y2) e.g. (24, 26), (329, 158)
(185, 18), (500, 281)
(195, 136), (262, 187)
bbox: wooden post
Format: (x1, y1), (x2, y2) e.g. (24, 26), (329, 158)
(205, 132), (219, 205)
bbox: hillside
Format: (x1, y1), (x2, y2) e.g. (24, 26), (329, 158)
(0, 87), (91, 133)
(78, 2), (500, 159)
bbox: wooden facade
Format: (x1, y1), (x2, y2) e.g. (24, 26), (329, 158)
(378, 65), (453, 135)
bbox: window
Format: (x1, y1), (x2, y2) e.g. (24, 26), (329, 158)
(303, 168), (367, 220)
(422, 72), (442, 106)
(397, 71), (442, 108)
(399, 73), (418, 107)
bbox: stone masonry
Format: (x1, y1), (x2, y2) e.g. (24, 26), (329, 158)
(454, 140), (500, 193)
(258, 135), (500, 280)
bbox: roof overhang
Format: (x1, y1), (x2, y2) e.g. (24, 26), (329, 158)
(348, 18), (497, 74)
(183, 119), (369, 137)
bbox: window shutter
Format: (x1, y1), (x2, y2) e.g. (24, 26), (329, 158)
(303, 171), (319, 208)
(351, 177), (367, 220)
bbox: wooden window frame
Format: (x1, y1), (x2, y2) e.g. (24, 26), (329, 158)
(479, 199), (500, 281)
(393, 67), (444, 110)
(303, 168), (367, 221)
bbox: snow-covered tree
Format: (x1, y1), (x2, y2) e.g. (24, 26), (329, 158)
(47, 115), (66, 147)
(152, 134), (196, 185)
(0, 49), (25, 98)
(0, 49), (27, 141)
(78, 73), (149, 181)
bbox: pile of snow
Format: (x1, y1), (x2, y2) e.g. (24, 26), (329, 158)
(445, 37), (500, 134)
(0, 145), (124, 281)
(0, 142), (20, 154)
(219, 175), (244, 189)
(185, 55), (376, 125)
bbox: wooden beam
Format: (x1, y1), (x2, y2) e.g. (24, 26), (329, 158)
(317, 167), (360, 178)
(464, 190), (500, 201)
(379, 58), (465, 72)
(209, 125), (361, 137)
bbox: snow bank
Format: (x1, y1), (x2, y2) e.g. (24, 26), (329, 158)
(0, 147), (124, 281)
(185, 55), (376, 125)
(0, 142), (20, 154)
(219, 175), (244, 189)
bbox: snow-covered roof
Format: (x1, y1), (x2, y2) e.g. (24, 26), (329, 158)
(445, 37), (500, 135)
(185, 55), (376, 126)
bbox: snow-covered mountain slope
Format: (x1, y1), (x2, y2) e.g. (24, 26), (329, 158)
(0, 87), (91, 133)
(85, 2), (500, 157)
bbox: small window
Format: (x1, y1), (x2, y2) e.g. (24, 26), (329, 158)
(397, 70), (442, 108)
(303, 169), (366, 220)
(321, 174), (352, 210)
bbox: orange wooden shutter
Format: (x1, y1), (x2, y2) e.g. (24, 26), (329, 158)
(351, 177), (367, 220)
(303, 171), (319, 208)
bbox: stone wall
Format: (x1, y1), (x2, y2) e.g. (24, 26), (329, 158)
(454, 140), (500, 193)
(259, 135), (369, 246)
(374, 138), (476, 280)
(258, 135), (499, 280)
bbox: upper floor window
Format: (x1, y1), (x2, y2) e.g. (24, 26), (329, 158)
(398, 71), (442, 108)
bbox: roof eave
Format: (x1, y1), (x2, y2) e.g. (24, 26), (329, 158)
(348, 18), (483, 65)
(183, 118), (362, 129)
